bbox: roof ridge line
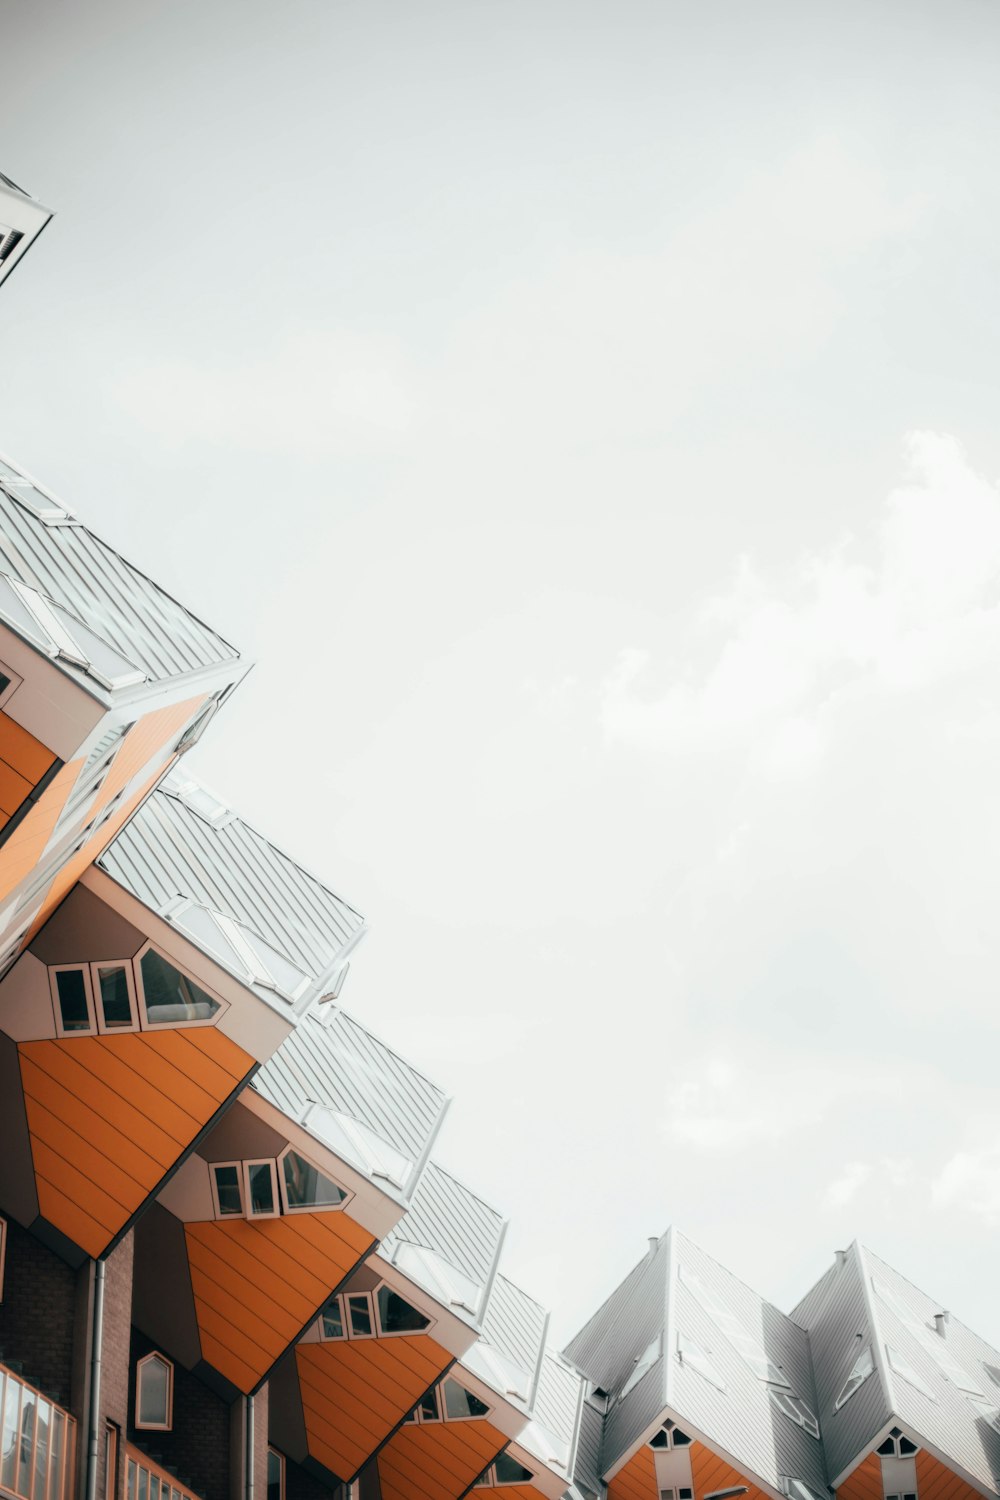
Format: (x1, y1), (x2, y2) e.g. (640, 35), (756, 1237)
(855, 1240), (897, 1417)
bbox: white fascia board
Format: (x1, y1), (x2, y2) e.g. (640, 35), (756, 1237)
(241, 1087), (403, 1243)
(108, 652), (250, 714)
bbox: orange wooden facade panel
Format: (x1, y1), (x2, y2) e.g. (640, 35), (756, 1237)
(379, 1418), (507, 1500)
(607, 1445), (658, 1500)
(19, 1026), (252, 1258)
(26, 692), (207, 942)
(610, 1439), (773, 1500)
(837, 1453), (886, 1500)
(914, 1450), (983, 1500)
(186, 1211), (376, 1394)
(478, 1488), (545, 1500)
(296, 1334), (452, 1483)
(0, 756), (76, 905)
(0, 712), (59, 786)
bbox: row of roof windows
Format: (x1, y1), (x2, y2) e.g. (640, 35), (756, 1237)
(49, 948), (223, 1037)
(209, 1150), (348, 1220)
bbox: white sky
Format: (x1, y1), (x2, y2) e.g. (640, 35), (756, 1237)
(3, 0), (1000, 1349)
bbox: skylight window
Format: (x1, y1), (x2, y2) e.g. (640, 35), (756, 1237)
(0, 471), (73, 523)
(464, 1339), (533, 1401)
(169, 900), (311, 1003)
(769, 1390), (820, 1438)
(779, 1479), (825, 1500)
(0, 575), (144, 689)
(304, 1104), (412, 1191)
(835, 1346), (875, 1410)
(676, 1333), (726, 1392)
(390, 1241), (483, 1317)
(619, 1336), (662, 1400)
(872, 1277), (985, 1399)
(678, 1265), (789, 1386)
(886, 1347), (937, 1402)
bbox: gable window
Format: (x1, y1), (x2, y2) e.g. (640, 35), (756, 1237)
(474, 1454), (536, 1486)
(836, 1345), (875, 1410)
(377, 1285), (431, 1335)
(279, 1148), (347, 1212)
(877, 1428), (919, 1458)
(319, 1284), (432, 1341)
(135, 1353), (173, 1430)
(769, 1389), (820, 1439)
(266, 1449), (284, 1500)
(650, 1424), (692, 1449)
(139, 946), (221, 1024)
(210, 1164), (244, 1218)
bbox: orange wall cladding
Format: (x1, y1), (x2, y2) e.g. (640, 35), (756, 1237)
(19, 1026), (254, 1258)
(0, 711), (60, 898)
(25, 694), (207, 942)
(296, 1334), (452, 1482)
(838, 1452), (884, 1500)
(378, 1416), (507, 1500)
(186, 1212), (376, 1394)
(609, 1441), (773, 1500)
(0, 711), (56, 829)
(913, 1451), (984, 1500)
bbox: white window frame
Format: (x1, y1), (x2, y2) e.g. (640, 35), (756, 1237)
(0, 661), (22, 712)
(649, 1425), (693, 1451)
(50, 963), (96, 1037)
(243, 1159), (280, 1220)
(132, 940), (228, 1030)
(209, 1162), (246, 1219)
(835, 1346), (875, 1410)
(135, 1351), (174, 1431)
(89, 959), (140, 1034)
(277, 1144), (351, 1215)
(406, 1376), (492, 1426)
(373, 1281), (435, 1339)
(769, 1388), (820, 1439)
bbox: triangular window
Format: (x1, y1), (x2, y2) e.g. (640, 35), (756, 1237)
(835, 1346), (875, 1410)
(376, 1286), (431, 1335)
(280, 1149), (347, 1211)
(139, 948), (221, 1023)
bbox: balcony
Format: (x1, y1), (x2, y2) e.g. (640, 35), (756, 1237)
(125, 1446), (201, 1500)
(0, 1363), (76, 1500)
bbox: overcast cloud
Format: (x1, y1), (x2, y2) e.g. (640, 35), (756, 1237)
(2, 0), (1000, 1346)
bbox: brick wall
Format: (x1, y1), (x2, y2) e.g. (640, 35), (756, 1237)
(0, 1216), (78, 1410)
(130, 1330), (231, 1500)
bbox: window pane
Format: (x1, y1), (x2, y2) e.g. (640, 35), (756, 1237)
(33, 1399), (49, 1500)
(672, 1429), (691, 1446)
(138, 1357), (170, 1427)
(418, 1388), (440, 1422)
(320, 1299), (344, 1340)
(377, 1286), (430, 1335)
(213, 1166), (243, 1217)
(493, 1454), (533, 1483)
(16, 1394), (34, 1496)
(246, 1163), (275, 1216)
(266, 1451), (282, 1500)
(140, 950), (220, 1023)
(137, 1468), (148, 1500)
(442, 1379), (489, 1420)
(1, 1379), (18, 1492)
(56, 970), (90, 1032)
(347, 1296), (372, 1337)
(96, 965), (132, 1028)
(48, 1410), (64, 1500)
(127, 1462), (135, 1500)
(282, 1152), (345, 1209)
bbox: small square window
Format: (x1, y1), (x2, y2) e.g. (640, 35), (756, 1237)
(91, 961), (138, 1032)
(50, 965), (95, 1036)
(244, 1161), (278, 1219)
(346, 1294), (373, 1338)
(210, 1163), (244, 1218)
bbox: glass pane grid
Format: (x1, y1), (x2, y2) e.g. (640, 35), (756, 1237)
(0, 1363), (75, 1500)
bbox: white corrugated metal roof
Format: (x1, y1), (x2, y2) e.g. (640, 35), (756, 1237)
(99, 777), (364, 988)
(0, 454), (239, 687)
